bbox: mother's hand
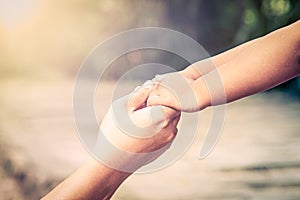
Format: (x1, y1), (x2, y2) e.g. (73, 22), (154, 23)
(94, 84), (181, 172)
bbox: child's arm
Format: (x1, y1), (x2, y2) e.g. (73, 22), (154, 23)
(193, 20), (300, 108)
(181, 37), (261, 80)
(147, 20), (300, 112)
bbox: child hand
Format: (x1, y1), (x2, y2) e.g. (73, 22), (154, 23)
(146, 72), (200, 112)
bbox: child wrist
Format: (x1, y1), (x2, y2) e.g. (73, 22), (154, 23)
(191, 79), (211, 111)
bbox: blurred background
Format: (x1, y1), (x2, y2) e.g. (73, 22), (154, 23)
(0, 0), (299, 199)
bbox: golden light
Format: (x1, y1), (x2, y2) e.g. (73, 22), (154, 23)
(0, 0), (40, 30)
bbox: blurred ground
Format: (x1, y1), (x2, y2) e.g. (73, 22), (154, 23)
(0, 79), (299, 200)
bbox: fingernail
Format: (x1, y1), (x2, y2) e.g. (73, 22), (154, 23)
(142, 80), (153, 88)
(134, 86), (140, 91)
(153, 74), (166, 82)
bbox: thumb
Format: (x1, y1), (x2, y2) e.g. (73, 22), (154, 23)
(131, 105), (178, 129)
(131, 105), (167, 128)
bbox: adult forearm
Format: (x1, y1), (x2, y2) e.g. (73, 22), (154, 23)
(42, 157), (131, 200)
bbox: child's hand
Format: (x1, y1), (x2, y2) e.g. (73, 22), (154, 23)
(146, 72), (200, 112)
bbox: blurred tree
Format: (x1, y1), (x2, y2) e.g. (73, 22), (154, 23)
(236, 0), (300, 95)
(164, 0), (244, 55)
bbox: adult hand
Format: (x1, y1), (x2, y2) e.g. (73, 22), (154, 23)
(94, 84), (181, 172)
(43, 85), (180, 200)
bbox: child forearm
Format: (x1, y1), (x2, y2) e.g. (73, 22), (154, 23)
(182, 20), (300, 82)
(181, 37), (260, 80)
(192, 20), (300, 109)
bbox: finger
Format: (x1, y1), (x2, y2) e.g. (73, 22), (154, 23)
(152, 74), (166, 82)
(148, 105), (179, 134)
(171, 113), (181, 125)
(130, 106), (155, 128)
(147, 94), (179, 111)
(166, 113), (180, 138)
(161, 106), (179, 121)
(133, 105), (176, 128)
(128, 80), (154, 112)
(147, 95), (161, 106)
(130, 105), (168, 136)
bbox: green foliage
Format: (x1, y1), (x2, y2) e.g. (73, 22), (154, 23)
(236, 0), (299, 42)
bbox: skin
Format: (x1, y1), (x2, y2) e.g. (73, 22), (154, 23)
(147, 20), (300, 112)
(42, 86), (180, 200)
(43, 20), (299, 199)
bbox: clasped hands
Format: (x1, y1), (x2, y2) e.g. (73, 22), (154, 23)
(95, 71), (201, 172)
